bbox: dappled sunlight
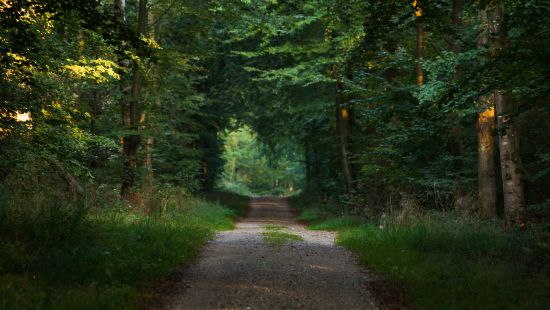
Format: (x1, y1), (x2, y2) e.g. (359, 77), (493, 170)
(412, 0), (423, 17)
(15, 112), (31, 122)
(478, 106), (495, 122)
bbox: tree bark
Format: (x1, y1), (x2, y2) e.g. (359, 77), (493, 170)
(488, 1), (525, 225)
(114, 0), (125, 23)
(120, 0), (148, 199)
(477, 96), (497, 217)
(449, 0), (466, 208)
(495, 91), (525, 225)
(336, 81), (353, 193)
(304, 139), (312, 186)
(451, 0), (463, 54)
(142, 10), (157, 191)
(47, 157), (85, 197)
(476, 8), (497, 217)
(412, 1), (425, 86)
(141, 112), (154, 191)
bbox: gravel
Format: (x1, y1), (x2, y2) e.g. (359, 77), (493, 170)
(158, 197), (378, 310)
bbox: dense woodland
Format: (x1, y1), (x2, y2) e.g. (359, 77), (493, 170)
(1, 0), (549, 308)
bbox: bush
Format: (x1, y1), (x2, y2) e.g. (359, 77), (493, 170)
(0, 158), (88, 265)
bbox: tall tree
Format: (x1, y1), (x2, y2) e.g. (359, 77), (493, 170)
(335, 79), (353, 193)
(488, 1), (525, 225)
(477, 8), (497, 217)
(478, 96), (497, 217)
(412, 0), (425, 86)
(142, 9), (158, 191)
(120, 0), (148, 199)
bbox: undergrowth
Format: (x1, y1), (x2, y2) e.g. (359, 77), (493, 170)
(204, 191), (250, 217)
(291, 196), (550, 310)
(0, 180), (248, 309)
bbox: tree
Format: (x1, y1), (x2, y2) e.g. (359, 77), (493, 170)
(477, 8), (497, 217)
(119, 0), (148, 200)
(412, 0), (425, 86)
(488, 1), (525, 225)
(477, 97), (497, 217)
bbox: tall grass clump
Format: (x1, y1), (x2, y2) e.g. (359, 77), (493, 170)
(0, 163), (247, 309)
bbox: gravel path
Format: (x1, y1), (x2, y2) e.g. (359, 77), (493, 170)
(159, 197), (378, 310)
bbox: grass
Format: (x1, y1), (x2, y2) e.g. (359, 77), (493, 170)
(293, 197), (550, 310)
(0, 190), (248, 310)
(204, 191), (250, 217)
(262, 225), (303, 245)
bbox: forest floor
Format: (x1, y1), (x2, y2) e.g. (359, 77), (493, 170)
(150, 197), (384, 310)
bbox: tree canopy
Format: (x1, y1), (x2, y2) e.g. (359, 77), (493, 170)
(1, 0), (549, 220)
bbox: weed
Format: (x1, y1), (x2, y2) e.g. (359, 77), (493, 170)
(262, 226), (303, 245)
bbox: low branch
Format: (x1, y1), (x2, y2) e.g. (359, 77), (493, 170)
(46, 158), (85, 197)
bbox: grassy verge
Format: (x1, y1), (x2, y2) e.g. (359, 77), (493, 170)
(204, 191), (250, 218)
(291, 196), (550, 309)
(0, 191), (248, 310)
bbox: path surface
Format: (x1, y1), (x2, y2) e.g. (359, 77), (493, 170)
(158, 197), (378, 310)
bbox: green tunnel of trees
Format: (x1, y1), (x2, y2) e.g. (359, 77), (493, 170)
(1, 0), (549, 223)
(1, 0), (549, 308)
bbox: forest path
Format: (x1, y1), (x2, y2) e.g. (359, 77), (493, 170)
(157, 197), (378, 310)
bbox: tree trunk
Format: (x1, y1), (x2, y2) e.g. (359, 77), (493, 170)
(495, 91), (525, 225)
(449, 0), (467, 209)
(476, 8), (497, 217)
(47, 157), (85, 197)
(304, 139), (312, 186)
(477, 96), (497, 217)
(451, 0), (463, 54)
(141, 112), (154, 191)
(114, 0), (125, 23)
(142, 10), (158, 191)
(121, 69), (143, 198)
(336, 81), (353, 193)
(412, 1), (425, 86)
(488, 1), (525, 225)
(120, 0), (148, 199)
(114, 0), (131, 197)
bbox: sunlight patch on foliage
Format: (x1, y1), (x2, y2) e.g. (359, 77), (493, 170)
(63, 58), (120, 83)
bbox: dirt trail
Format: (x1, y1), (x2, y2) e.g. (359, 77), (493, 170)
(158, 197), (378, 310)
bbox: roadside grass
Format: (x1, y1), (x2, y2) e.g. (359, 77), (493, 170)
(204, 191), (250, 218)
(292, 198), (550, 309)
(0, 191), (247, 310)
(309, 216), (361, 231)
(262, 225), (303, 245)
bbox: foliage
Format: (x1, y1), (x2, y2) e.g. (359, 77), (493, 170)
(0, 185), (246, 309)
(217, 126), (305, 196)
(1, 0), (549, 308)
